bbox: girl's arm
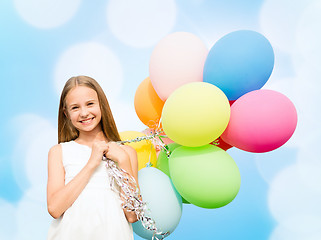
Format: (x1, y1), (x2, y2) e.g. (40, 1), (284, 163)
(47, 141), (107, 219)
(109, 144), (139, 223)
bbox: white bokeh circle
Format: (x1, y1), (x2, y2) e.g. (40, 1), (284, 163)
(270, 217), (321, 240)
(25, 124), (57, 194)
(297, 161), (321, 195)
(14, 193), (52, 240)
(295, 0), (321, 70)
(296, 128), (321, 165)
(11, 114), (57, 193)
(14, 0), (82, 29)
(291, 65), (321, 140)
(54, 42), (123, 100)
(0, 199), (17, 239)
(255, 147), (296, 184)
(259, 0), (314, 53)
(296, 130), (321, 195)
(268, 164), (321, 223)
(262, 77), (295, 106)
(107, 0), (177, 48)
(108, 98), (146, 132)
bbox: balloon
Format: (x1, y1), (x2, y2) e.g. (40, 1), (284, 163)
(149, 32), (208, 101)
(203, 30), (274, 100)
(156, 143), (181, 177)
(134, 77), (164, 129)
(161, 82), (230, 147)
(221, 89), (297, 153)
(169, 144), (241, 209)
(133, 167), (182, 239)
(119, 131), (157, 170)
(210, 137), (233, 151)
(156, 143), (190, 204)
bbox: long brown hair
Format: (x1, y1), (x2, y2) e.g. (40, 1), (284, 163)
(58, 76), (121, 143)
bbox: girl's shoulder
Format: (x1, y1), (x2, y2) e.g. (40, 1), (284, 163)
(119, 144), (136, 155)
(119, 145), (137, 164)
(48, 144), (63, 165)
(48, 143), (62, 155)
(49, 140), (75, 153)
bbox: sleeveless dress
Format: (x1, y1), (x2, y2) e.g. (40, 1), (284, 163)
(47, 141), (133, 240)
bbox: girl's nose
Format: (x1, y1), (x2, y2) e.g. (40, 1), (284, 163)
(80, 107), (89, 117)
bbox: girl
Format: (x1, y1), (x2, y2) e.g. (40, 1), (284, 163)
(47, 76), (138, 240)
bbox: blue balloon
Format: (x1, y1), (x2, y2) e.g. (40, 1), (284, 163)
(203, 30), (274, 100)
(133, 167), (182, 240)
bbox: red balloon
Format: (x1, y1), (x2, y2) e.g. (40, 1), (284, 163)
(210, 137), (233, 151)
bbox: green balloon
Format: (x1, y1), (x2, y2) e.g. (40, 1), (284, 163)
(156, 143), (181, 177)
(156, 143), (190, 204)
(169, 144), (241, 209)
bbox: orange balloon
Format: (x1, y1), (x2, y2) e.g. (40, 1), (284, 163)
(134, 77), (165, 129)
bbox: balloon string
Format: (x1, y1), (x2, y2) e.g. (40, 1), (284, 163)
(146, 143), (153, 167)
(157, 116), (162, 131)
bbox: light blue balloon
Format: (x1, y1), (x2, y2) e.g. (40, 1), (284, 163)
(203, 30), (274, 100)
(133, 167), (182, 240)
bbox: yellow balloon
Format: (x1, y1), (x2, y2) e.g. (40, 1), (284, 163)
(161, 82), (230, 147)
(119, 131), (157, 170)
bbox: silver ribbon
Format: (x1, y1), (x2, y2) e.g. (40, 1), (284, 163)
(119, 130), (172, 159)
(103, 131), (172, 240)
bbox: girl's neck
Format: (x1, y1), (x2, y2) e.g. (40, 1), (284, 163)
(76, 129), (108, 145)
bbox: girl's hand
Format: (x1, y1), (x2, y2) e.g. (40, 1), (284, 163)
(104, 142), (129, 164)
(87, 141), (109, 168)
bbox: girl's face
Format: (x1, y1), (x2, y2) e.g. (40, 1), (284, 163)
(65, 86), (102, 134)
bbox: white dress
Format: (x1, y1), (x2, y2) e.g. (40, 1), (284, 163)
(47, 140), (133, 240)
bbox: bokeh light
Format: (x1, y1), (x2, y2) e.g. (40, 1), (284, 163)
(106, 0), (177, 48)
(255, 147), (296, 184)
(14, 193), (52, 240)
(270, 216), (321, 240)
(11, 114), (57, 192)
(54, 42), (123, 100)
(295, 0), (321, 70)
(108, 99), (146, 132)
(0, 199), (16, 240)
(259, 0), (314, 53)
(268, 164), (321, 223)
(14, 0), (82, 29)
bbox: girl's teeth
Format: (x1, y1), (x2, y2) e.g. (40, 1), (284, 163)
(82, 118), (92, 123)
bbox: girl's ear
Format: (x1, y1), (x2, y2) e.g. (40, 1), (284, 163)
(64, 110), (68, 119)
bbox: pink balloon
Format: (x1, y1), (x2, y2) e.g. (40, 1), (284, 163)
(149, 32), (208, 101)
(221, 89), (297, 153)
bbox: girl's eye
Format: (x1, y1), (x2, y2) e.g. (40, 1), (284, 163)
(88, 102), (94, 106)
(71, 106), (78, 110)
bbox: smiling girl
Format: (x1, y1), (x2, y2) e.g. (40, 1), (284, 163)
(47, 76), (137, 240)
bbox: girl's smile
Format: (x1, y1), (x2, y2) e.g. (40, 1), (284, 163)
(79, 117), (94, 125)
